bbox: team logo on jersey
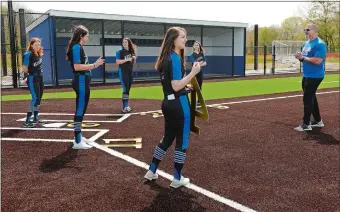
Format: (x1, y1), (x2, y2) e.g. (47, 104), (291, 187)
(196, 56), (203, 62)
(302, 45), (311, 56)
(124, 54), (132, 60)
(33, 58), (42, 67)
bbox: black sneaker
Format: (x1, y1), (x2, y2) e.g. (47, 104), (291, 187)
(294, 123), (312, 132)
(23, 122), (35, 128)
(32, 119), (44, 125)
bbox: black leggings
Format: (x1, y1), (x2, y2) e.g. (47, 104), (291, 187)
(27, 75), (44, 112)
(195, 71), (203, 90)
(148, 95), (191, 180)
(72, 73), (91, 143)
(119, 68), (133, 109)
(302, 77), (323, 125)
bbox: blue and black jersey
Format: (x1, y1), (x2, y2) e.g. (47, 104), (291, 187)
(116, 48), (134, 71)
(68, 44), (89, 74)
(23, 50), (42, 75)
(147, 51), (191, 180)
(23, 50), (44, 126)
(189, 52), (206, 64)
(160, 52), (187, 97)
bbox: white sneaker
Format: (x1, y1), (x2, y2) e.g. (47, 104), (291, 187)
(122, 107), (128, 113)
(126, 106), (132, 112)
(81, 136), (93, 144)
(294, 123), (312, 132)
(72, 140), (93, 150)
(310, 120), (324, 128)
(144, 170), (158, 181)
(170, 176), (190, 188)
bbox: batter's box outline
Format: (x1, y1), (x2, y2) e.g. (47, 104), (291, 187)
(12, 113), (131, 123)
(0, 127), (109, 143)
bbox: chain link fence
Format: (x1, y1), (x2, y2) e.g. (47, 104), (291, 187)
(1, 14), (13, 88)
(3, 7), (338, 89)
(1, 9), (53, 88)
(245, 45), (339, 76)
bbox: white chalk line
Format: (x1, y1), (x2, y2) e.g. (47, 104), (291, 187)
(3, 90), (338, 117)
(90, 141), (257, 212)
(0, 127), (109, 144)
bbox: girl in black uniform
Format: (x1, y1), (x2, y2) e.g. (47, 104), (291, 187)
(189, 41), (207, 90)
(66, 25), (105, 150)
(144, 27), (201, 188)
(116, 38), (137, 113)
(22, 38), (44, 128)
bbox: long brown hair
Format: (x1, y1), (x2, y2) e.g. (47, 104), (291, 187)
(27, 37), (43, 56)
(154, 27), (186, 72)
(66, 25), (89, 61)
(193, 41), (204, 53)
(123, 38), (137, 56)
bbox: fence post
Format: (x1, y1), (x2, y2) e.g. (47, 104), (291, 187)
(272, 45), (276, 74)
(102, 19), (106, 84)
(231, 27), (235, 76)
(243, 28), (246, 76)
(1, 14), (7, 77)
(52, 16), (59, 86)
(264, 45), (267, 75)
(8, 0), (18, 88)
(18, 9), (26, 55)
(46, 14), (55, 86)
(254, 24), (258, 71)
(300, 45), (302, 73)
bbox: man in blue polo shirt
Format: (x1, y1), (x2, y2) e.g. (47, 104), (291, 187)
(294, 24), (327, 131)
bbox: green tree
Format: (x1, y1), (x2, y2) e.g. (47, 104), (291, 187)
(305, 0), (339, 51)
(279, 16), (306, 40)
(259, 25), (281, 46)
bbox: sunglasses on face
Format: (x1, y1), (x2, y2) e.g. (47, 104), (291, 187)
(304, 29), (311, 32)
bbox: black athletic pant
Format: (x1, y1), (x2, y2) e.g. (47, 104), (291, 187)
(302, 77), (323, 125)
(195, 71), (203, 90)
(72, 73), (91, 143)
(148, 94), (191, 180)
(26, 75), (44, 123)
(119, 68), (133, 109)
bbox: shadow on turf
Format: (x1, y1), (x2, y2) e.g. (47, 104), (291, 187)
(141, 181), (206, 212)
(304, 129), (340, 145)
(39, 145), (81, 173)
(1, 129), (22, 137)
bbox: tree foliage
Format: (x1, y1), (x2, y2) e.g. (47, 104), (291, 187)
(247, 0), (339, 52)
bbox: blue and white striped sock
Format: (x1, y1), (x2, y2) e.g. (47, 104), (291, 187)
(74, 122), (82, 144)
(149, 145), (167, 173)
(174, 150), (186, 180)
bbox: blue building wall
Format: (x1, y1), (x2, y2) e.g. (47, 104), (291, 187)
(27, 17), (55, 84)
(30, 17), (245, 85)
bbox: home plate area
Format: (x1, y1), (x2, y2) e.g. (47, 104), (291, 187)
(0, 112), (144, 147)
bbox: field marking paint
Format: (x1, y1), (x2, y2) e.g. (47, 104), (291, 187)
(0, 127), (109, 143)
(1, 138), (73, 142)
(205, 90), (339, 107)
(13, 114), (131, 123)
(2, 90), (338, 117)
(90, 141), (257, 212)
(1, 113), (127, 116)
(295, 80), (339, 84)
(15, 118), (126, 123)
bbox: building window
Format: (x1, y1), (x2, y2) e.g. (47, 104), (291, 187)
(101, 38), (195, 47)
